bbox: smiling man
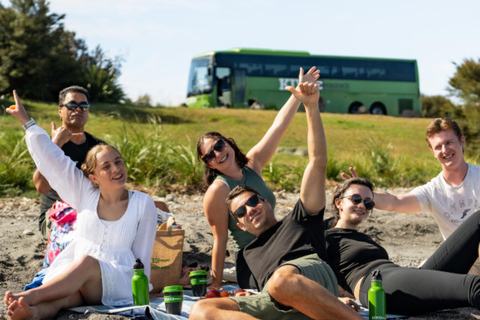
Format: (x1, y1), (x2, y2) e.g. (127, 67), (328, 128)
(344, 118), (480, 273)
(190, 79), (362, 320)
(33, 86), (105, 237)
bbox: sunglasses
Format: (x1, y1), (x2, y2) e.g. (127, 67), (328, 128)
(61, 102), (90, 112)
(202, 139), (227, 164)
(232, 194), (264, 219)
(340, 194), (375, 210)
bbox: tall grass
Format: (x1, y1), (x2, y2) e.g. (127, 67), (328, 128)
(106, 126), (202, 195)
(1, 97), (447, 197)
(0, 130), (35, 196)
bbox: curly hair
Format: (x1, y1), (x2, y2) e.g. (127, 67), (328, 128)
(196, 132), (249, 190)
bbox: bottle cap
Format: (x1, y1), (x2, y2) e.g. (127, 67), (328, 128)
(371, 270), (382, 282)
(189, 270), (208, 277)
(133, 259), (144, 270)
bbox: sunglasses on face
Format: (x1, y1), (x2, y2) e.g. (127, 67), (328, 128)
(341, 194), (375, 210)
(202, 139), (227, 164)
(61, 102), (90, 112)
(232, 194), (264, 219)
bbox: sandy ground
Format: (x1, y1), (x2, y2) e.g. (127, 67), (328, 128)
(1, 190), (480, 320)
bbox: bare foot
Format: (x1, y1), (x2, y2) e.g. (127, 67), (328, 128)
(7, 297), (34, 320)
(4, 292), (14, 305)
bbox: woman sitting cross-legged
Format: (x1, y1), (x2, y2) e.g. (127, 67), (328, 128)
(4, 90), (157, 320)
(326, 177), (480, 316)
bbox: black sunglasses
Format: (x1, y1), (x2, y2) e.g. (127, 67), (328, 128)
(202, 139), (227, 164)
(232, 194), (264, 219)
(61, 102), (90, 112)
(341, 194), (375, 210)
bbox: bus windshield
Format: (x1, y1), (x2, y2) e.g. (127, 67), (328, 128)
(187, 57), (213, 97)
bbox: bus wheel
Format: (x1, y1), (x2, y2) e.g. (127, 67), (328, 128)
(370, 103), (386, 115)
(349, 102), (364, 114)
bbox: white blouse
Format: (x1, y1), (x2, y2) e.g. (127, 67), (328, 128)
(26, 125), (157, 306)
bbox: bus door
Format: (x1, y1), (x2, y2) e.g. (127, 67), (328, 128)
(215, 67), (232, 107)
(233, 69), (246, 108)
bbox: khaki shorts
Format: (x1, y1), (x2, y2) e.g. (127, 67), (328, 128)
(230, 254), (338, 320)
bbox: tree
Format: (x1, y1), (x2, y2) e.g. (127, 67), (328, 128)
(84, 46), (125, 103)
(448, 58), (480, 106)
(0, 0), (87, 101)
(135, 94), (152, 107)
(420, 94), (460, 118)
(0, 0), (125, 104)
(448, 58), (480, 159)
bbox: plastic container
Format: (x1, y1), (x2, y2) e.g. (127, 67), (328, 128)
(132, 259), (150, 305)
(368, 270), (386, 320)
(189, 269), (208, 296)
(163, 285), (183, 315)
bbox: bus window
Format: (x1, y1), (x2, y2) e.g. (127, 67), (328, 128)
(216, 67), (232, 107)
(187, 58), (213, 97)
(236, 62), (263, 76)
(233, 69), (246, 106)
(265, 63), (288, 76)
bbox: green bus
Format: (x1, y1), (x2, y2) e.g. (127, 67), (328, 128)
(186, 48), (421, 116)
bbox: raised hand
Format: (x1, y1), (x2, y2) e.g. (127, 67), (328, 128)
(340, 166), (359, 180)
(285, 78), (320, 109)
(50, 122), (82, 148)
(5, 90), (30, 124)
(299, 66), (320, 86)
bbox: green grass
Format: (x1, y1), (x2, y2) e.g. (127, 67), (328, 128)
(0, 97), (454, 198)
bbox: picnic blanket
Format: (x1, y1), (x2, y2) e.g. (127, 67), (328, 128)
(69, 285), (405, 319)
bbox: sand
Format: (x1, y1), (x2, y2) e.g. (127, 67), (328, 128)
(1, 190), (480, 320)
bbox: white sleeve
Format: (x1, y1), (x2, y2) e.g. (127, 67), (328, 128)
(25, 125), (93, 209)
(410, 183), (434, 217)
(131, 194), (158, 291)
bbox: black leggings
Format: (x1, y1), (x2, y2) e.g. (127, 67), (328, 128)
(359, 210), (480, 316)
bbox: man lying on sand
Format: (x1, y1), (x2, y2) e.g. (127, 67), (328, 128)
(190, 72), (362, 320)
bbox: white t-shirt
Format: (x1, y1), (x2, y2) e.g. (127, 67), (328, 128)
(411, 163), (480, 240)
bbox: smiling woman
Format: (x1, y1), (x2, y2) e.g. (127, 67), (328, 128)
(326, 177), (480, 316)
(4, 90), (158, 320)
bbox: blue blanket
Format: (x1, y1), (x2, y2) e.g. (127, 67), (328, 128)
(68, 285), (405, 320)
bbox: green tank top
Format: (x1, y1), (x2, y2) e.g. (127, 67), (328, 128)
(215, 166), (276, 249)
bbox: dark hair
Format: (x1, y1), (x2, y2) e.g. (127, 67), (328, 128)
(425, 118), (463, 148)
(59, 86), (90, 107)
(226, 185), (260, 222)
(331, 178), (374, 225)
(196, 132), (249, 190)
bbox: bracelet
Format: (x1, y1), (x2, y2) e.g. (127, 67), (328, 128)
(22, 118), (36, 131)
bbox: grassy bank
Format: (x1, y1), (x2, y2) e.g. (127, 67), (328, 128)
(0, 98), (457, 198)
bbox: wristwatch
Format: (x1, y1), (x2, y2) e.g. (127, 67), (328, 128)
(22, 118), (36, 131)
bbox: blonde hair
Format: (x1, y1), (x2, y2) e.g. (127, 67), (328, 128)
(81, 144), (123, 186)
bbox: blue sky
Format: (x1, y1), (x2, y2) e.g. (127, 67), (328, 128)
(4, 0), (480, 106)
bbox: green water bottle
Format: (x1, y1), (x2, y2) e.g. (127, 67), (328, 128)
(368, 270), (386, 320)
(132, 259), (150, 305)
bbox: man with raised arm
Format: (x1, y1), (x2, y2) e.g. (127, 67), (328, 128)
(190, 72), (362, 320)
(33, 86), (105, 237)
(343, 118), (480, 273)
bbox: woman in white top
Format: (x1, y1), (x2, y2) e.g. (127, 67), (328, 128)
(4, 90), (157, 320)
